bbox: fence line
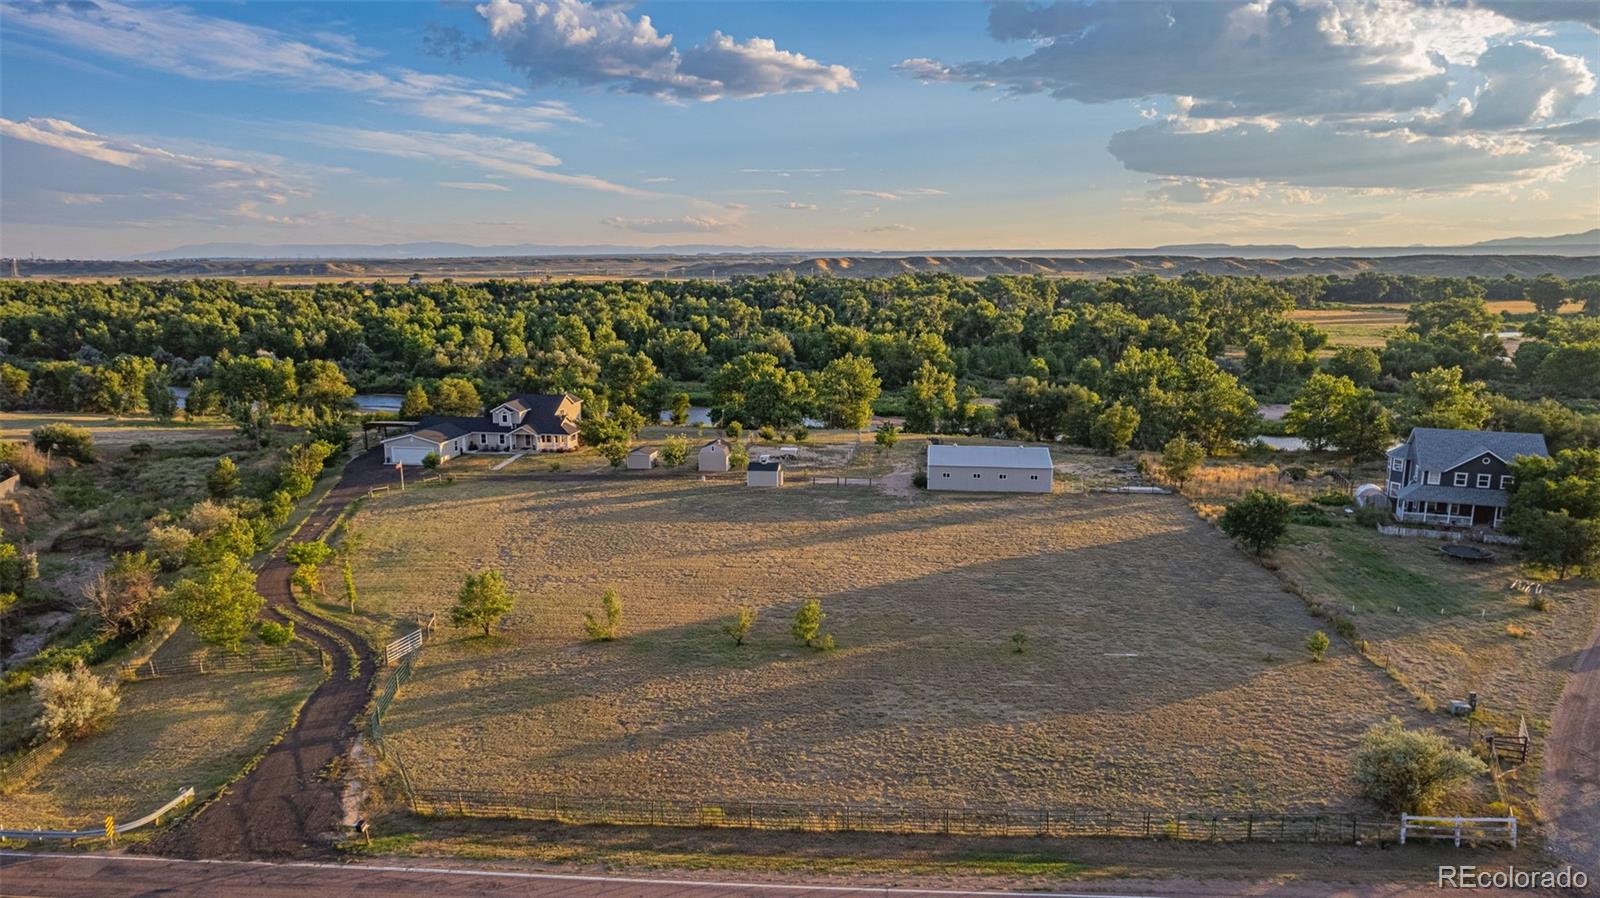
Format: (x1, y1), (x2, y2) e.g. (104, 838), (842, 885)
(404, 789), (1393, 845)
(119, 645), (315, 681)
(1376, 524), (1521, 545)
(1400, 814), (1517, 848)
(385, 629), (425, 666)
(0, 737), (67, 794)
(369, 653), (417, 801)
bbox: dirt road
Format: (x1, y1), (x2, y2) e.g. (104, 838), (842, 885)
(1541, 602), (1600, 869)
(148, 453), (393, 860)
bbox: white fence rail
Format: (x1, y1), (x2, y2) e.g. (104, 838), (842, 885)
(1399, 814), (1517, 848)
(0, 786), (195, 841)
(385, 628), (425, 666)
(1377, 524), (1521, 546)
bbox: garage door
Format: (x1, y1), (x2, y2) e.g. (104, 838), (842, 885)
(386, 444), (436, 466)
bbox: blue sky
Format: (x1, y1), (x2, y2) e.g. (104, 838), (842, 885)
(2, 0), (1597, 257)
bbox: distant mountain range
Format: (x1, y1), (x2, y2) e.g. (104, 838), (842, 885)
(121, 229), (1600, 261)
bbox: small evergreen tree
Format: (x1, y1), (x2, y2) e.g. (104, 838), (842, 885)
(342, 559), (358, 613)
(671, 392), (691, 426)
(207, 456), (240, 499)
(583, 588), (623, 641)
(400, 383), (431, 418)
(792, 599), (825, 648)
(1306, 630), (1330, 662)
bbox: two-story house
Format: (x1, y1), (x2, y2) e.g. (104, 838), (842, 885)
(381, 393), (582, 465)
(1384, 427), (1549, 529)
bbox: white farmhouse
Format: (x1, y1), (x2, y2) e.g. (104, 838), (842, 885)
(926, 444), (1053, 493)
(382, 392), (581, 466)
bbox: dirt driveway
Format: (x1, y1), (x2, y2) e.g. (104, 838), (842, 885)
(1541, 604), (1600, 869)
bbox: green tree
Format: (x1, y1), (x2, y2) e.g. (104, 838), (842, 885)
(670, 391), (691, 426)
(0, 363), (29, 410)
(1285, 372), (1361, 451)
(1324, 346), (1381, 388)
(791, 599), (825, 648)
(295, 360), (355, 415)
(1306, 630), (1330, 662)
(710, 352), (814, 429)
(400, 383), (431, 418)
(597, 440), (629, 468)
(1330, 395), (1394, 462)
(1400, 366), (1491, 431)
(583, 588), (624, 641)
(1218, 489), (1291, 556)
(1159, 435), (1206, 491)
(660, 434), (689, 467)
(144, 369), (180, 422)
(167, 554), (266, 649)
(1090, 402), (1139, 454)
(1525, 274), (1567, 315)
(433, 377), (482, 416)
(207, 456), (240, 500)
(451, 570), (514, 638)
(874, 423), (900, 450)
(815, 353), (882, 431)
(342, 558), (359, 613)
(722, 605), (756, 646)
(286, 540), (332, 597)
(1352, 718), (1488, 814)
(905, 360), (957, 433)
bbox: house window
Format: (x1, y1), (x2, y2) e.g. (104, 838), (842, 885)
(1390, 458), (1403, 471)
(1481, 457), (1491, 464)
(1454, 472), (1468, 486)
(1425, 471), (1440, 485)
(1501, 475), (1513, 489)
(941, 472), (950, 478)
(1030, 475), (1039, 480)
(1476, 474), (1491, 488)
(999, 474), (1008, 479)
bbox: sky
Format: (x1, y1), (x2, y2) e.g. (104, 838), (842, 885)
(2, 0), (1598, 258)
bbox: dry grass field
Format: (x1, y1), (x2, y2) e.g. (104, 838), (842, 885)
(352, 474), (1426, 814)
(1, 667), (322, 828)
(0, 412), (232, 448)
(1289, 307), (1408, 348)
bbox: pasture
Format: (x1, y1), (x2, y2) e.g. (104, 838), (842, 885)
(352, 474), (1424, 813)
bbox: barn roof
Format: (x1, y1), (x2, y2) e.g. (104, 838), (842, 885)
(927, 444), (1053, 469)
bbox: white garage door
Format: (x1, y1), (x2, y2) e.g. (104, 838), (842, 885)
(386, 444), (436, 466)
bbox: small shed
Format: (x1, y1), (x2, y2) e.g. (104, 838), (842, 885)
(626, 446), (659, 470)
(747, 460), (783, 487)
(1354, 483), (1389, 509)
(699, 439), (731, 473)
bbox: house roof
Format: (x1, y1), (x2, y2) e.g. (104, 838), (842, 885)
(1396, 482), (1510, 508)
(748, 460), (782, 472)
(927, 444), (1053, 469)
(382, 416), (504, 443)
(494, 393), (579, 434)
(1390, 428), (1549, 470)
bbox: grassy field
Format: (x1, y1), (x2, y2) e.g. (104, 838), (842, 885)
(1289, 307), (1407, 348)
(351, 473), (1423, 813)
(0, 413), (232, 448)
(1, 666), (322, 828)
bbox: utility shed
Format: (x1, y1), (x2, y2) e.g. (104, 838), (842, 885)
(747, 460), (783, 487)
(926, 444), (1052, 493)
(699, 439), (731, 472)
(627, 447), (659, 470)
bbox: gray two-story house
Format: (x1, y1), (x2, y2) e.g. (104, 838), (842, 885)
(1384, 427), (1549, 529)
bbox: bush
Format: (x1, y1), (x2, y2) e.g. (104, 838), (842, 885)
(722, 605), (756, 646)
(1352, 718), (1487, 814)
(791, 599), (827, 649)
(660, 435), (689, 467)
(583, 588), (623, 641)
(1310, 489), (1349, 507)
(30, 661), (120, 741)
(207, 456), (240, 499)
(1306, 630), (1329, 661)
(83, 551), (163, 636)
(0, 442), (48, 487)
(421, 451), (441, 470)
(874, 424), (899, 449)
(759, 425), (778, 441)
(725, 421), (743, 440)
(258, 619), (295, 646)
(31, 423), (96, 463)
(1290, 503), (1334, 526)
(145, 524), (194, 570)
(912, 471), (928, 489)
(1353, 504), (1390, 527)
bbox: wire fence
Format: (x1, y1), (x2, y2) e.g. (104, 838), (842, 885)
(402, 789), (1395, 845)
(0, 737), (67, 794)
(369, 653), (417, 800)
(118, 645), (317, 681)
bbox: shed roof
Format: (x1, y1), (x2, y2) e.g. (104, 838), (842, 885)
(748, 460), (782, 472)
(927, 444), (1053, 469)
(629, 446), (658, 457)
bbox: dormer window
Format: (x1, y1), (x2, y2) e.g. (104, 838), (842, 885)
(1425, 471), (1440, 485)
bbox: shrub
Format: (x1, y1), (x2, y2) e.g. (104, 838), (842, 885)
(1219, 489), (1292, 556)
(451, 570), (514, 638)
(1290, 503), (1334, 526)
(1352, 718), (1487, 814)
(729, 443), (750, 470)
(31, 661), (120, 741)
(1159, 436), (1205, 490)
(597, 441), (629, 468)
(207, 456), (240, 499)
(184, 499), (239, 535)
(1310, 489), (1349, 507)
(83, 551), (164, 636)
(874, 424), (899, 449)
(1306, 630), (1330, 661)
(792, 428), (809, 443)
(258, 619), (295, 646)
(1353, 504), (1390, 527)
(1529, 592), (1551, 613)
(660, 435), (689, 467)
(583, 589), (623, 641)
(1011, 631), (1027, 654)
(725, 421), (743, 440)
(791, 599), (826, 649)
(0, 442), (48, 487)
(722, 605), (756, 646)
(145, 524), (194, 570)
(31, 423), (97, 463)
(1505, 623), (1531, 639)
(421, 451), (441, 470)
(912, 471), (928, 489)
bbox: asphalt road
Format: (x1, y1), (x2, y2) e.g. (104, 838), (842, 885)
(1, 853), (1576, 898)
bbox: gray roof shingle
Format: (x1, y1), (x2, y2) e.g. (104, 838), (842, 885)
(1389, 428), (1548, 470)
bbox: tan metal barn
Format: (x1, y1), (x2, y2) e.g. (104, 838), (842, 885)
(926, 444), (1052, 493)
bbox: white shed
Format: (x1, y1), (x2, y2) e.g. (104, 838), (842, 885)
(699, 439), (732, 472)
(926, 444), (1052, 493)
(627, 447), (659, 470)
(747, 460), (783, 487)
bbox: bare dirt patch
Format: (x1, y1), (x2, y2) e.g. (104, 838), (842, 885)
(352, 476), (1423, 813)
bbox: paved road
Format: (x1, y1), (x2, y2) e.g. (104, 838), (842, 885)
(0, 853), (1546, 898)
(146, 454), (390, 860)
(1541, 599), (1600, 869)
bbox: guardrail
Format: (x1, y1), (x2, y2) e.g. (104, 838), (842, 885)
(0, 786), (195, 841)
(1400, 814), (1518, 848)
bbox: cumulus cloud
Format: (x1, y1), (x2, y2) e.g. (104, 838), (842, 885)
(298, 126), (651, 195)
(0, 116), (308, 228)
(601, 215), (733, 233)
(474, 0), (855, 101)
(5, 0), (578, 131)
(1108, 120), (1582, 190)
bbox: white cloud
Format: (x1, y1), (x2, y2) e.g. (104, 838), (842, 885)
(438, 181), (511, 192)
(298, 126), (651, 195)
(843, 187), (947, 201)
(779, 201), (817, 210)
(865, 223), (914, 233)
(1520, 117), (1600, 145)
(643, 176), (676, 183)
(844, 189), (901, 201)
(601, 215), (733, 233)
(1, 116), (308, 228)
(474, 0), (855, 101)
(5, 0), (578, 132)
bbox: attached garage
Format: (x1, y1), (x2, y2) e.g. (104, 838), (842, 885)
(383, 433), (454, 466)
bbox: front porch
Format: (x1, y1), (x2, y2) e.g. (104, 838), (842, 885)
(1395, 499), (1504, 529)
(463, 431), (578, 454)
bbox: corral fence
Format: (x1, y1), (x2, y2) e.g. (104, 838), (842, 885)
(385, 629), (425, 666)
(1377, 524), (1521, 546)
(369, 652), (417, 799)
(0, 737), (67, 794)
(118, 645), (316, 681)
(404, 790), (1395, 845)
(1400, 815), (1518, 848)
